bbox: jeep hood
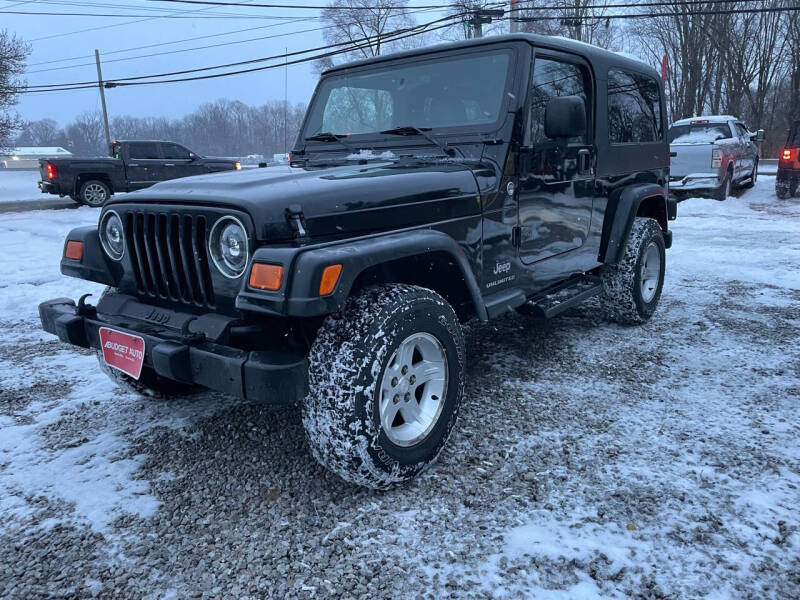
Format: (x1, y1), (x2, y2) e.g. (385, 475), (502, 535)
(108, 160), (483, 241)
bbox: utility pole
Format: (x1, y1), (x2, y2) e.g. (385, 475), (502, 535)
(284, 46), (288, 157)
(509, 0), (519, 34)
(468, 8), (504, 38)
(94, 49), (112, 155)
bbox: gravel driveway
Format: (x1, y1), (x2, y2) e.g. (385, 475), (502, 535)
(1, 178), (799, 599)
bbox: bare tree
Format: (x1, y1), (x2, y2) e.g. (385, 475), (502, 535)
(15, 118), (66, 147)
(0, 30), (29, 151)
(65, 112), (106, 156)
(319, 0), (418, 69)
(515, 0), (619, 48)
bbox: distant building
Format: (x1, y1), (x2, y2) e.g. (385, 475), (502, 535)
(0, 147), (72, 169)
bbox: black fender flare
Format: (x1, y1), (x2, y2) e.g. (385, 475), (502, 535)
(59, 226), (121, 286)
(600, 183), (671, 264)
(237, 230), (487, 321)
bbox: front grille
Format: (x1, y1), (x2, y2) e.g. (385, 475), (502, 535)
(124, 211), (216, 308)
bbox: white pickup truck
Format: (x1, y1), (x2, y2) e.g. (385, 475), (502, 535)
(668, 116), (764, 200)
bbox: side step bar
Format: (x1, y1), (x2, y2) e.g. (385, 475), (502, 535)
(520, 276), (603, 319)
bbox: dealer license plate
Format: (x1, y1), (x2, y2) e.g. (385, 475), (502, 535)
(98, 327), (145, 380)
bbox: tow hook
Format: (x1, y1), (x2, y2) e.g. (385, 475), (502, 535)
(75, 293), (96, 317)
(180, 318), (206, 346)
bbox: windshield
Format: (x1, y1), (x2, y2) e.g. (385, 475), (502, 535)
(301, 50), (512, 140)
(668, 123), (731, 144)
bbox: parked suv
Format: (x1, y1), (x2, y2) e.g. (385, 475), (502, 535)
(39, 34), (676, 488)
(776, 121), (800, 199)
(38, 140), (241, 207)
(668, 116), (763, 200)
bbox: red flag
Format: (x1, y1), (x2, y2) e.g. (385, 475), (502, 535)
(661, 54), (669, 85)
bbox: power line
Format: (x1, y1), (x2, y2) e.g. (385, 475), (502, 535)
(142, 0), (452, 10)
(16, 3), (800, 94)
(0, 9), (310, 17)
(22, 11), (460, 89)
(25, 0), (262, 42)
(23, 4), (444, 73)
(18, 12), (464, 93)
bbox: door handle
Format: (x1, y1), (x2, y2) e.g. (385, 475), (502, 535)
(128, 163), (139, 167)
(577, 149), (592, 175)
(165, 163), (175, 167)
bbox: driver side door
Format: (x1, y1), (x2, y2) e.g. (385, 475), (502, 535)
(517, 52), (596, 266)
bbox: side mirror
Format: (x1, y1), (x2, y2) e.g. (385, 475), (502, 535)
(752, 129), (765, 142)
(188, 152), (198, 160)
(544, 96), (587, 141)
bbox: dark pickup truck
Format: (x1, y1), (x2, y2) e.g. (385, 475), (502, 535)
(38, 140), (241, 207)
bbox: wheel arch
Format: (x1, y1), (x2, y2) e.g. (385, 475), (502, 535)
(76, 173), (114, 196)
(600, 183), (669, 264)
(244, 230), (489, 323)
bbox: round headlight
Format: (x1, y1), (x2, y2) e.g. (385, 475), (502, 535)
(100, 210), (124, 261)
(209, 216), (249, 278)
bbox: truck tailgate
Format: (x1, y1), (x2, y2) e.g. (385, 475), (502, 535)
(670, 144), (712, 178)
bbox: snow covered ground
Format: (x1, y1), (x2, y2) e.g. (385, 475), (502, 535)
(0, 170), (43, 204)
(1, 177), (798, 599)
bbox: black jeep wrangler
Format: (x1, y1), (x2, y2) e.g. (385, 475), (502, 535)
(39, 34), (676, 488)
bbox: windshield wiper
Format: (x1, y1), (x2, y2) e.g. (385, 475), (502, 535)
(304, 132), (357, 150)
(379, 126), (464, 158)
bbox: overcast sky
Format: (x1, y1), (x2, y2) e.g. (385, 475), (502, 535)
(4, 0), (450, 126)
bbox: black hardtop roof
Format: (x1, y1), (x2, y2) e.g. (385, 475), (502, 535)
(323, 33), (660, 80)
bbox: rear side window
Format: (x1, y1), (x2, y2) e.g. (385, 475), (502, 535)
(607, 69), (663, 144)
(161, 143), (191, 160)
(128, 142), (161, 160)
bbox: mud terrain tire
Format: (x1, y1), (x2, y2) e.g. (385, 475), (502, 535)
(95, 287), (196, 397)
(302, 284), (465, 489)
(600, 217), (665, 325)
(776, 179), (796, 199)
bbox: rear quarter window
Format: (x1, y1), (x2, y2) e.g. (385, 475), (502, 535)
(607, 68), (663, 144)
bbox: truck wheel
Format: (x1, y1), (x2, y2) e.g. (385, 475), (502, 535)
(302, 284), (465, 489)
(776, 178), (797, 199)
(741, 159), (757, 189)
(79, 180), (111, 207)
(713, 168), (732, 201)
(600, 217), (665, 325)
(95, 287), (196, 397)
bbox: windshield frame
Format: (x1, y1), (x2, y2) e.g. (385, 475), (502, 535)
(296, 43), (521, 151)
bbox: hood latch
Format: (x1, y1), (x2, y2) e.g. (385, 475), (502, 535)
(285, 204), (308, 239)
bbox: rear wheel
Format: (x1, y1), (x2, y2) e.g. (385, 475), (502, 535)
(78, 180), (111, 207)
(600, 217), (666, 325)
(302, 284), (465, 489)
(714, 169), (732, 201)
(776, 177), (797, 199)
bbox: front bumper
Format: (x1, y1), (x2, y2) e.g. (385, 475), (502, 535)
(39, 296), (308, 404)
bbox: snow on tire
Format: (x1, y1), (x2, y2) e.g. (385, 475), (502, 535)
(600, 217), (665, 325)
(302, 284), (465, 489)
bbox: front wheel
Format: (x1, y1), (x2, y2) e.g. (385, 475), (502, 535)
(302, 284), (465, 489)
(741, 159), (758, 189)
(78, 180), (111, 207)
(600, 217), (666, 325)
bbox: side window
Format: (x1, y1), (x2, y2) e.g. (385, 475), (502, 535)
(734, 123), (748, 138)
(607, 69), (663, 144)
(128, 142), (161, 160)
(528, 56), (590, 145)
(162, 144), (191, 160)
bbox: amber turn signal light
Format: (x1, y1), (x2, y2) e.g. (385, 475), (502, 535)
(249, 263), (283, 291)
(319, 264), (342, 296)
(64, 240), (83, 261)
